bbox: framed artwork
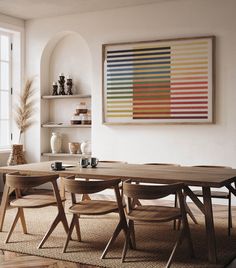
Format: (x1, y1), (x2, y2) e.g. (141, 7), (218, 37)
(102, 36), (214, 124)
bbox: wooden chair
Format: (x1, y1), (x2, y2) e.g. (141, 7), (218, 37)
(192, 165), (233, 236)
(62, 177), (129, 262)
(122, 180), (194, 267)
(144, 163), (198, 228)
(4, 172), (68, 248)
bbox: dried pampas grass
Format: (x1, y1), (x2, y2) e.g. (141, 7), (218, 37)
(14, 78), (36, 143)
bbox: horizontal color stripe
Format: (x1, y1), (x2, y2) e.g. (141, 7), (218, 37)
(107, 61), (208, 68)
(132, 116), (208, 119)
(132, 101), (208, 105)
(107, 86), (208, 91)
(107, 91), (207, 96)
(107, 51), (171, 58)
(107, 105), (208, 110)
(107, 56), (171, 63)
(107, 46), (171, 54)
(107, 66), (208, 72)
(132, 111), (208, 115)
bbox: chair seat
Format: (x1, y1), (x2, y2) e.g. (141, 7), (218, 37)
(126, 205), (181, 222)
(193, 190), (229, 198)
(69, 200), (118, 215)
(10, 194), (60, 208)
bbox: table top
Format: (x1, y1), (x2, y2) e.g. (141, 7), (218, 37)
(1, 161), (236, 187)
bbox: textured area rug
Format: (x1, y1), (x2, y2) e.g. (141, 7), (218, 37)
(0, 203), (235, 268)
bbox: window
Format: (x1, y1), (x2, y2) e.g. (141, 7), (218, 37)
(0, 32), (11, 149)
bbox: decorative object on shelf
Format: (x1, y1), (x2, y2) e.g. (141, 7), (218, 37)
(52, 82), (58, 95)
(76, 102), (87, 114)
(50, 132), (62, 154)
(103, 36), (215, 124)
(66, 75), (73, 95)
(70, 114), (82, 125)
(58, 73), (66, 95)
(7, 144), (27, 166)
(80, 140), (91, 155)
(70, 102), (91, 125)
(68, 142), (80, 154)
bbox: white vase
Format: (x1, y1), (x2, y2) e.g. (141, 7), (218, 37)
(80, 140), (91, 154)
(50, 132), (61, 154)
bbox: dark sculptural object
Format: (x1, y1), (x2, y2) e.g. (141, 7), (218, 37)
(66, 78), (73, 95)
(52, 83), (58, 95)
(58, 75), (66, 95)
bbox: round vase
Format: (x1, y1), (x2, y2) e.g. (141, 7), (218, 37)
(7, 144), (27, 166)
(80, 140), (92, 154)
(68, 142), (80, 154)
(50, 132), (61, 154)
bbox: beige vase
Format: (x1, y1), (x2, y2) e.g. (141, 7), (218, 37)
(68, 142), (80, 154)
(7, 144), (27, 166)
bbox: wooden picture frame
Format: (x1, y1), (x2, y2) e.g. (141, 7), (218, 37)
(102, 36), (215, 125)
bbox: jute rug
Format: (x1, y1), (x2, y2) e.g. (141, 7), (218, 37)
(0, 203), (235, 268)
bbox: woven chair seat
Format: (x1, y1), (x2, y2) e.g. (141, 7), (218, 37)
(69, 200), (118, 215)
(127, 205), (181, 222)
(10, 194), (60, 208)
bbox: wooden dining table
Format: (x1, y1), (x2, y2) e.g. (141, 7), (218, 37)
(0, 161), (236, 264)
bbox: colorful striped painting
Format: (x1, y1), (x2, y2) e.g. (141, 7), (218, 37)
(103, 36), (214, 124)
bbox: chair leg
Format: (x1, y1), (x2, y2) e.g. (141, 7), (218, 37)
(181, 213), (194, 259)
(74, 215), (81, 241)
(63, 214), (77, 253)
(37, 213), (61, 249)
(228, 192), (232, 236)
(166, 229), (184, 268)
(173, 193), (178, 230)
(121, 227), (130, 263)
(101, 221), (123, 259)
(5, 208), (21, 243)
(128, 220), (136, 249)
(19, 208), (27, 234)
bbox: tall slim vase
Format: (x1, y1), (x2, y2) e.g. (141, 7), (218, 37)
(7, 144), (27, 166)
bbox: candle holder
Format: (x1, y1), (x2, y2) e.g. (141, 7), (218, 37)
(52, 83), (58, 95)
(66, 78), (73, 95)
(58, 75), (66, 95)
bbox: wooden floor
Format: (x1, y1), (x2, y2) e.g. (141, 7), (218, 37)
(0, 191), (235, 268)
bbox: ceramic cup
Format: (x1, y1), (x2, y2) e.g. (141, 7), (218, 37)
(68, 142), (80, 154)
(51, 161), (63, 170)
(80, 157), (89, 168)
(90, 157), (99, 168)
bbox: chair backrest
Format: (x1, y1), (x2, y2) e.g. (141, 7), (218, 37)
(6, 172), (59, 189)
(63, 177), (121, 194)
(123, 180), (184, 200)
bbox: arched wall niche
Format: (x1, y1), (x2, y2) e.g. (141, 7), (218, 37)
(40, 31), (92, 159)
(40, 31), (92, 95)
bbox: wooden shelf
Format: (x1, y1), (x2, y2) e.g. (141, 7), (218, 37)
(42, 123), (91, 128)
(42, 153), (91, 157)
(42, 94), (91, 100)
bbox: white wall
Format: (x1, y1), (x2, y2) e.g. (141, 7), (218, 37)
(25, 0), (236, 165)
(24, 0), (236, 204)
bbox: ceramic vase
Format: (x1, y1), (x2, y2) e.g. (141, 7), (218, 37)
(50, 132), (61, 154)
(7, 144), (27, 166)
(80, 140), (91, 154)
(68, 142), (80, 154)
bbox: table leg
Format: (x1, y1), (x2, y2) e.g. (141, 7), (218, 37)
(202, 187), (217, 263)
(0, 183), (10, 231)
